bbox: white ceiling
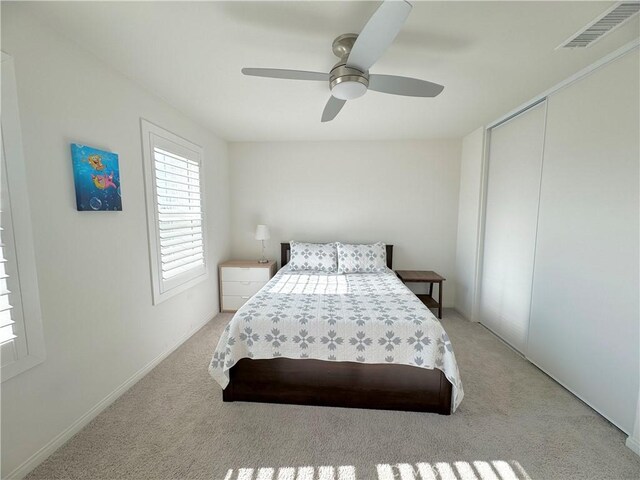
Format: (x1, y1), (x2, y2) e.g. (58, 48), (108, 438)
(18, 1), (640, 141)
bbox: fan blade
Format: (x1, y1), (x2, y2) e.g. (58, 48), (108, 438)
(321, 96), (346, 122)
(368, 74), (444, 97)
(346, 0), (412, 73)
(241, 68), (329, 81)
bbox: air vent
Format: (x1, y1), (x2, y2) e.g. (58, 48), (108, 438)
(558, 2), (640, 49)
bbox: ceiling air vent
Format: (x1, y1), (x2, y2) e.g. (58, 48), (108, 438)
(558, 1), (640, 49)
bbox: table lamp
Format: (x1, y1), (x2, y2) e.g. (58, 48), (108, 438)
(255, 224), (270, 263)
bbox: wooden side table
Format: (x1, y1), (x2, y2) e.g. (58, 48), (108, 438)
(395, 270), (446, 319)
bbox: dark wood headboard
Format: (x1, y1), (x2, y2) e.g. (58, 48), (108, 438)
(281, 243), (394, 270)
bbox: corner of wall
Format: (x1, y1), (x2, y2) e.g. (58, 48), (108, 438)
(453, 127), (486, 321)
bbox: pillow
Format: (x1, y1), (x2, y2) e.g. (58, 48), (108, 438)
(336, 242), (387, 274)
(288, 242), (338, 273)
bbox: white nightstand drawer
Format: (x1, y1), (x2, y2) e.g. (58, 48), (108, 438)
(222, 281), (264, 297)
(221, 266), (270, 282)
(222, 295), (252, 311)
(218, 260), (276, 312)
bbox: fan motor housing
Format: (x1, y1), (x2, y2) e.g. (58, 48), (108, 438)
(330, 64), (369, 100)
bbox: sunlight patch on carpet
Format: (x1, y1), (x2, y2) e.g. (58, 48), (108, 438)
(223, 465), (356, 480)
(377, 461), (531, 480)
(223, 461), (529, 480)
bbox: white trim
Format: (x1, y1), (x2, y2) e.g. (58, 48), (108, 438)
(451, 308), (471, 322)
(0, 52), (46, 382)
(140, 119), (209, 305)
(626, 435), (640, 456)
(5, 314), (214, 480)
(487, 38), (640, 129)
(478, 322), (527, 360)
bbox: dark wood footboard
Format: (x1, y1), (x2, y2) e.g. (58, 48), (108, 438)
(223, 358), (452, 414)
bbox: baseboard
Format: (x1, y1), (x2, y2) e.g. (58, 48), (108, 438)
(449, 307), (479, 323)
(449, 308), (469, 321)
(478, 323), (528, 360)
(5, 314), (215, 480)
(626, 435), (640, 456)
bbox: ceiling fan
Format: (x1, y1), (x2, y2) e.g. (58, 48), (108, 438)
(241, 0), (444, 122)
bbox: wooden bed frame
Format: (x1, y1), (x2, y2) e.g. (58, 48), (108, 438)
(222, 243), (453, 414)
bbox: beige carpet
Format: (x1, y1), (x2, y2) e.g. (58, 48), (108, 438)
(26, 312), (640, 480)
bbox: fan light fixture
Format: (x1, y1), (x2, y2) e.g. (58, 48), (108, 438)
(331, 79), (368, 100)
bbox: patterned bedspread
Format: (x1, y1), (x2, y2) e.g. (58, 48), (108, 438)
(209, 267), (464, 411)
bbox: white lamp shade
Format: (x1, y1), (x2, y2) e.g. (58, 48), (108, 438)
(255, 224), (270, 241)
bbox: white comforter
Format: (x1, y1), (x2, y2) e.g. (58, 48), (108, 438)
(209, 267), (464, 411)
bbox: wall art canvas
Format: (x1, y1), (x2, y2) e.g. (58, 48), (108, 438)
(70, 144), (122, 211)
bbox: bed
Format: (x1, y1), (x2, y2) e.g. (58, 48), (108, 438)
(209, 243), (463, 414)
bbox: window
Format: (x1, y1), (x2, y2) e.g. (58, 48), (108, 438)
(140, 119), (208, 304)
(0, 158), (17, 346)
(1, 52), (46, 381)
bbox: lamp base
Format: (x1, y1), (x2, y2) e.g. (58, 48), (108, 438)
(258, 239), (268, 263)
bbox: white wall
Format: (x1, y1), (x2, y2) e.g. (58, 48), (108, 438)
(453, 128), (484, 320)
(229, 140), (462, 306)
(1, 6), (230, 477)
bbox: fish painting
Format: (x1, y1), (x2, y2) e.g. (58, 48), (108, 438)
(71, 144), (122, 211)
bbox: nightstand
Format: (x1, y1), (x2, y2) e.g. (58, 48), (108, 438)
(396, 270), (445, 319)
(219, 260), (277, 312)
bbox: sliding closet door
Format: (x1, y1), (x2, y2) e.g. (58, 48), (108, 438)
(527, 51), (639, 433)
(479, 102), (546, 354)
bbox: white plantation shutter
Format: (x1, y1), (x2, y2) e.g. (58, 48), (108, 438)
(0, 148), (28, 369)
(154, 147), (205, 280)
(141, 120), (208, 304)
(0, 139), (20, 352)
(1, 52), (46, 381)
(0, 235), (16, 346)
